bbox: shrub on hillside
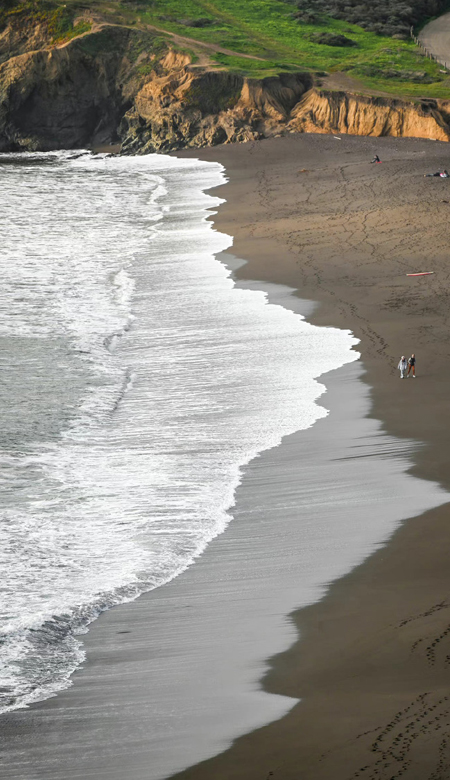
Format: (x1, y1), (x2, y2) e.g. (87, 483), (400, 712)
(292, 10), (320, 23)
(158, 15), (216, 28)
(361, 64), (439, 80)
(309, 31), (357, 44)
(286, 0), (449, 36)
(181, 18), (216, 28)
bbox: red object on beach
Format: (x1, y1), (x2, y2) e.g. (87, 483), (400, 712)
(406, 272), (434, 276)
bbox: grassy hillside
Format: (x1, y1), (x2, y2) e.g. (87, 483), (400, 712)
(2, 0), (450, 98)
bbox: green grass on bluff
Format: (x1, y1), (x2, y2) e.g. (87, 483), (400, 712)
(2, 0), (450, 98)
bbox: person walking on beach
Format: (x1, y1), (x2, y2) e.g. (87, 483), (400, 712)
(398, 356), (407, 379)
(407, 354), (416, 377)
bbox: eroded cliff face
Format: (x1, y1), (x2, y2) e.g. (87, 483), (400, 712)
(288, 90), (450, 142)
(0, 25), (150, 151)
(120, 56), (313, 153)
(0, 20), (449, 153)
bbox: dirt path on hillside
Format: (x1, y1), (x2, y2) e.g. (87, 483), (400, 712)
(146, 22), (265, 63)
(56, 16), (264, 69)
(320, 71), (411, 99)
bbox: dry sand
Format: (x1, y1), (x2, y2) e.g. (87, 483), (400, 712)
(171, 134), (450, 780)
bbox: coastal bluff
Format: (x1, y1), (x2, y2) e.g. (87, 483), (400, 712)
(1, 21), (450, 152)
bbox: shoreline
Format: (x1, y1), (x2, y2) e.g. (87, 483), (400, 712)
(0, 153), (376, 778)
(169, 133), (450, 780)
(4, 250), (432, 780)
(2, 134), (450, 780)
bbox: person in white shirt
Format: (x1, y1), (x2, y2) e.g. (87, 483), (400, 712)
(397, 356), (407, 379)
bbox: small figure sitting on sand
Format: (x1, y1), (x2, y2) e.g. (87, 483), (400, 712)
(370, 154), (381, 163)
(398, 356), (407, 379)
(407, 354), (416, 377)
(424, 170), (450, 178)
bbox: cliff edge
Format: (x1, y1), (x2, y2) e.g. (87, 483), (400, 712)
(1, 20), (450, 153)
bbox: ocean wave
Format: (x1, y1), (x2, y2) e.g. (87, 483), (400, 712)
(0, 151), (359, 713)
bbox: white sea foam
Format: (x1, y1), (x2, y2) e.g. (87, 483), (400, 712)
(0, 151), (359, 713)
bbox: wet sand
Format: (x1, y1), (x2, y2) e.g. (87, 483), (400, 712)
(170, 134), (450, 780)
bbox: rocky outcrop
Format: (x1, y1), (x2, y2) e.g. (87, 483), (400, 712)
(0, 26), (143, 151)
(0, 19), (50, 64)
(0, 20), (449, 153)
(120, 60), (312, 153)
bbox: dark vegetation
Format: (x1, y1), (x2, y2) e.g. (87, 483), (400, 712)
(287, 0), (450, 38)
(358, 64), (437, 81)
(309, 32), (357, 45)
(169, 17), (216, 28)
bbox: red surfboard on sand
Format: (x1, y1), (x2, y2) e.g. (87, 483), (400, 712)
(406, 272), (434, 276)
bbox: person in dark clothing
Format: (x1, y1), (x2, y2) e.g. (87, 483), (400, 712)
(407, 354), (416, 377)
(424, 170), (450, 177)
(371, 155), (381, 163)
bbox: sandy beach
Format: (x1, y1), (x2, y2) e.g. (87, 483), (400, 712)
(2, 133), (450, 780)
(172, 134), (450, 780)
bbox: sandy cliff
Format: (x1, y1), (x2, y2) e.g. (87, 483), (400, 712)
(0, 20), (449, 152)
(289, 89), (450, 141)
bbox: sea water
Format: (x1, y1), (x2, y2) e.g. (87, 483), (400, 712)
(0, 151), (359, 713)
